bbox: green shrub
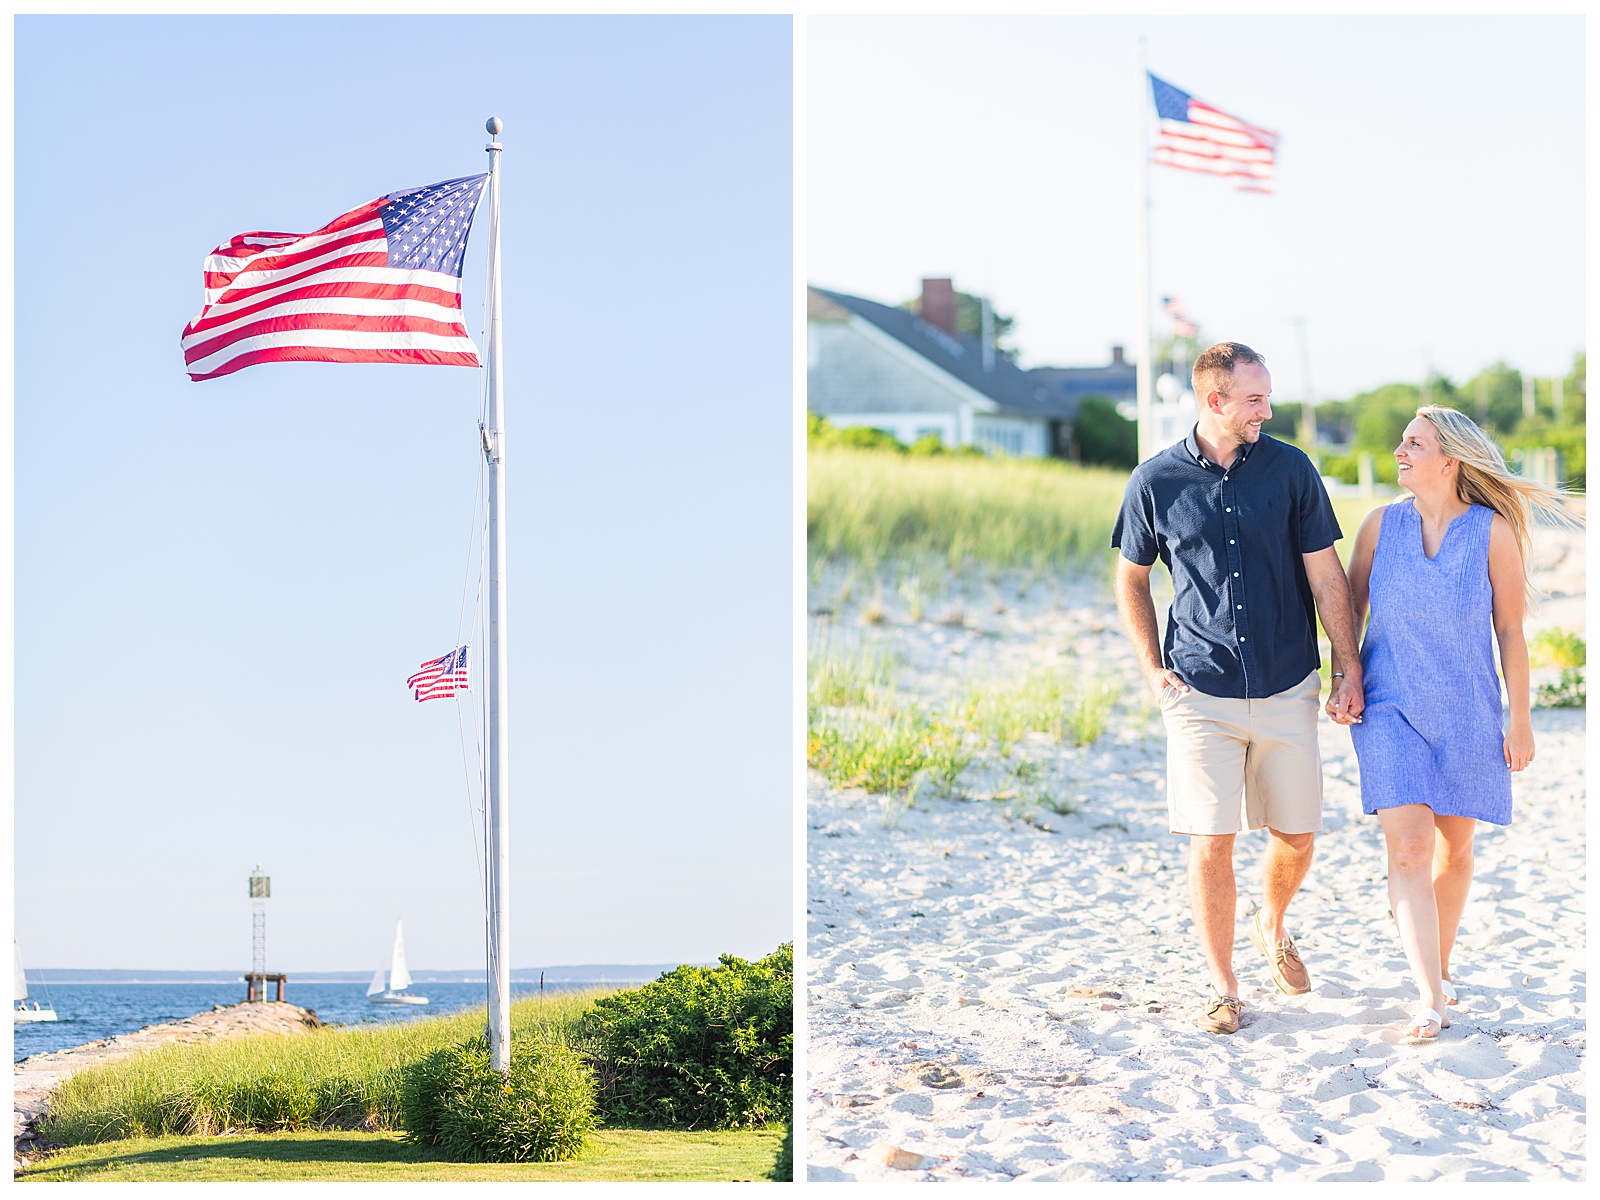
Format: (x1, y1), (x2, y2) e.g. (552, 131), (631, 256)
(1319, 450), (1398, 486)
(400, 1036), (596, 1163)
(769, 1122), (793, 1181)
(1073, 395), (1136, 469)
(808, 411), (905, 453)
(42, 992), (602, 1146)
(1535, 667), (1585, 709)
(1530, 628), (1586, 669)
(581, 945), (793, 1130)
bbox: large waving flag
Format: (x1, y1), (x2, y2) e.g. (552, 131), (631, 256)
(182, 174), (489, 381)
(1148, 73), (1277, 194)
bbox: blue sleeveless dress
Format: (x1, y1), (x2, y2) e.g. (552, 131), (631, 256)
(1350, 500), (1512, 824)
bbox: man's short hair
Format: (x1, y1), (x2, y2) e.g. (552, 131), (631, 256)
(1192, 342), (1267, 401)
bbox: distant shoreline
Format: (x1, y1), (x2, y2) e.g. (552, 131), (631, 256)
(20, 965), (694, 985)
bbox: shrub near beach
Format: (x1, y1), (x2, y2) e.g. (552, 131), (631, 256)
(580, 945), (794, 1130)
(40, 992), (596, 1144)
(39, 954), (795, 1172)
(400, 1037), (596, 1163)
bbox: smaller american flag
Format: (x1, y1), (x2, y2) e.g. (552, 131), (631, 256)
(408, 645), (470, 702)
(1149, 73), (1278, 195)
(1163, 296), (1198, 339)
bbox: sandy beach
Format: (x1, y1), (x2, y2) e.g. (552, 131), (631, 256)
(805, 522), (1585, 1182)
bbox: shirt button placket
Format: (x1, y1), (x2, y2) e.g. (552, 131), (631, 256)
(1222, 470), (1252, 697)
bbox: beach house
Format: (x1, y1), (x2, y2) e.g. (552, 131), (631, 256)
(808, 280), (1079, 458)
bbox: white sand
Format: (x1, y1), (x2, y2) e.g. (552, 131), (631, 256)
(805, 526), (1585, 1182)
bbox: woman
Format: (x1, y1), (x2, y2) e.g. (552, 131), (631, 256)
(1345, 405), (1580, 1044)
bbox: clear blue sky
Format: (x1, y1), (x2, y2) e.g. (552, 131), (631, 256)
(809, 13), (1584, 399)
(13, 15), (793, 972)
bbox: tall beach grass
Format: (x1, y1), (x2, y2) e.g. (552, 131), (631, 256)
(42, 992), (602, 1145)
(809, 444), (1393, 579)
(808, 446), (1130, 573)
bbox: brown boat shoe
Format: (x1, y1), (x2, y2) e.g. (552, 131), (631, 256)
(1250, 909), (1312, 995)
(1194, 986), (1244, 1034)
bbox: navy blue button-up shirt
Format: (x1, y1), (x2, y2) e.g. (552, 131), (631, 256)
(1111, 429), (1341, 700)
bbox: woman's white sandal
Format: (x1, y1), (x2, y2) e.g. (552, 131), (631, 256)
(1402, 1008), (1443, 1044)
(1440, 979), (1459, 1006)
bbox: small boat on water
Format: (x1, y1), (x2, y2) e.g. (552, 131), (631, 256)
(14, 937), (58, 1022)
(367, 919), (428, 1006)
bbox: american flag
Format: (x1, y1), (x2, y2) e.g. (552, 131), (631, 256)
(182, 174), (490, 381)
(1148, 73), (1278, 195)
(1163, 295), (1198, 339)
(408, 645), (471, 702)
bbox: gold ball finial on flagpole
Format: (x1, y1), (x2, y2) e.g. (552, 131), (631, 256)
(486, 117), (503, 136)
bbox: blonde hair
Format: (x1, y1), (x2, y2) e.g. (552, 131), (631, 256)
(1415, 404), (1584, 600)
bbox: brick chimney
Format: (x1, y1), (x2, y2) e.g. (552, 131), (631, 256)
(921, 278), (959, 337)
(1111, 345), (1125, 366)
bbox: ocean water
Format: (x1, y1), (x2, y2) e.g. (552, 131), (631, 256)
(12, 980), (597, 1063)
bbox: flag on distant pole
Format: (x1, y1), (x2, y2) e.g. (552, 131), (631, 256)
(1162, 295), (1198, 340)
(407, 645), (471, 702)
(1148, 73), (1278, 194)
(182, 175), (490, 381)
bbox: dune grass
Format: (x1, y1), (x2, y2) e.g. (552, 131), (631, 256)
(16, 1128), (786, 1183)
(806, 638), (898, 711)
(41, 992), (602, 1145)
(807, 637), (1121, 807)
(808, 446), (1129, 573)
(809, 446), (1394, 581)
(808, 706), (971, 798)
(956, 670), (1122, 757)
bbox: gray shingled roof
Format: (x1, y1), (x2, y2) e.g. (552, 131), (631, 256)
(810, 286), (1078, 420)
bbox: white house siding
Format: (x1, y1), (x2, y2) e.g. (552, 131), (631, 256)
(971, 415), (1049, 458)
(808, 302), (1064, 457)
(808, 320), (992, 417)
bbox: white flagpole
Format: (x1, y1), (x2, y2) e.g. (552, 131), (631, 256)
(482, 116), (512, 1075)
(1135, 39), (1154, 463)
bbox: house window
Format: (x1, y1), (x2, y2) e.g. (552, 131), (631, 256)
(975, 424), (1024, 456)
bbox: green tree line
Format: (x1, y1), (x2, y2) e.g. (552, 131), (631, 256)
(1074, 353), (1584, 490)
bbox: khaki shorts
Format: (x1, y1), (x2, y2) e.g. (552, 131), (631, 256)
(1160, 669), (1324, 836)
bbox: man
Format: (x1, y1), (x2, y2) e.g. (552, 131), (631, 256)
(1111, 341), (1363, 1035)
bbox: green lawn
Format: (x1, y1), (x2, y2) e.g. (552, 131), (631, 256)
(17, 1128), (786, 1183)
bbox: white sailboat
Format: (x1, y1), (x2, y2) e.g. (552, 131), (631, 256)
(14, 938), (57, 1022)
(366, 920), (428, 1006)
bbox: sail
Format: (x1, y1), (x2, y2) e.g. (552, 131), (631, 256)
(367, 966), (386, 997)
(14, 939), (28, 1002)
(390, 920), (411, 992)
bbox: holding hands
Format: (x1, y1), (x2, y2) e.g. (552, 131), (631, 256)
(1325, 671), (1364, 726)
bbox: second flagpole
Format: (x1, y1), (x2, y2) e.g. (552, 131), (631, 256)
(483, 116), (512, 1075)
